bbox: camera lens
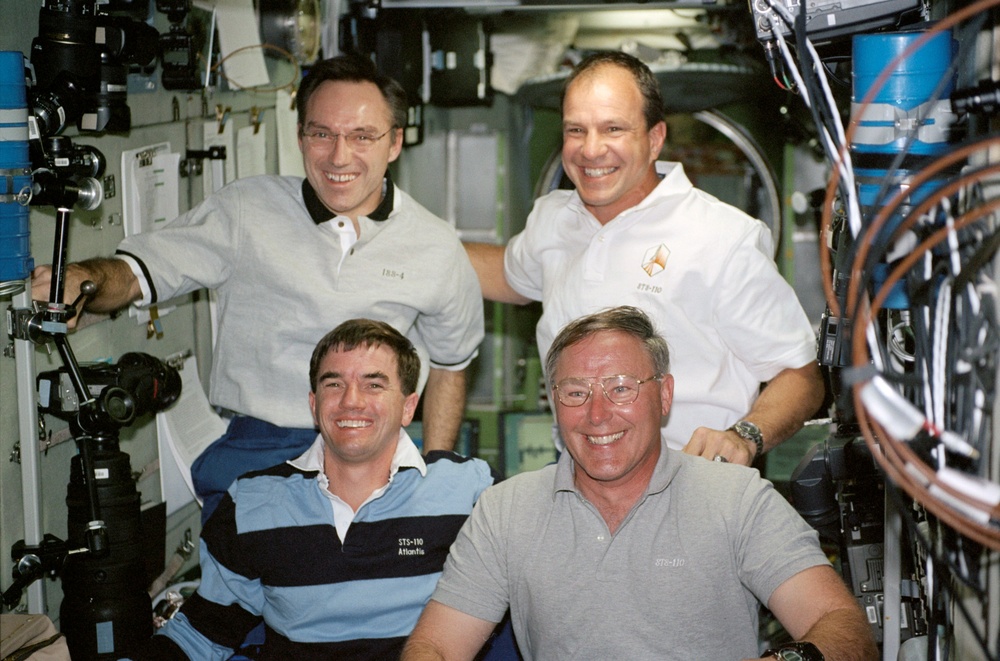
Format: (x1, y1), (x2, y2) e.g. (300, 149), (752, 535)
(116, 353), (182, 417)
(101, 15), (161, 69)
(44, 136), (106, 178)
(30, 0), (160, 135)
(32, 9), (103, 91)
(99, 386), (137, 426)
(79, 53), (130, 133)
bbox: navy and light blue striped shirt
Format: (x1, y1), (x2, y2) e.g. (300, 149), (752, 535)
(143, 433), (495, 660)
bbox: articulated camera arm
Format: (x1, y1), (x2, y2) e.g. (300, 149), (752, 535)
(3, 207), (110, 611)
(2, 535), (89, 611)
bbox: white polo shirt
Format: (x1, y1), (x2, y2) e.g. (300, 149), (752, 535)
(506, 161), (816, 449)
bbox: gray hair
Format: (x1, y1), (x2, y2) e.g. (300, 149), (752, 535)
(545, 306), (670, 381)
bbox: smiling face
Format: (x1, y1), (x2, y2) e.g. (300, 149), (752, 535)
(561, 64), (666, 225)
(299, 79), (403, 223)
(552, 330), (674, 498)
(309, 343), (419, 470)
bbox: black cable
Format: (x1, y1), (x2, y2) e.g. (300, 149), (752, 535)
(888, 478), (978, 590)
(945, 290), (973, 458)
(953, 225), (1000, 289)
(880, 487), (1000, 661)
(820, 58), (852, 89)
(948, 575), (998, 661)
(906, 301), (932, 410)
(884, 479), (989, 596)
(950, 272), (999, 467)
(762, 41), (788, 90)
(995, 600), (1000, 661)
(947, 290), (969, 438)
(849, 155), (1000, 326)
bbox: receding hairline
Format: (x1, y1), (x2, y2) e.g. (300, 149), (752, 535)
(561, 56), (665, 132)
(302, 79), (395, 125)
(571, 59), (627, 81)
(550, 329), (656, 379)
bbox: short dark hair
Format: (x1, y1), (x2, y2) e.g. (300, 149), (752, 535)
(297, 54), (408, 131)
(562, 51), (665, 131)
(545, 306), (670, 381)
(309, 319), (421, 395)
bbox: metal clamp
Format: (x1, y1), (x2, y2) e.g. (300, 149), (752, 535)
(180, 146), (227, 178)
(1, 167), (32, 205)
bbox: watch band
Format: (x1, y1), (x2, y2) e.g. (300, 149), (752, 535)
(729, 420), (764, 463)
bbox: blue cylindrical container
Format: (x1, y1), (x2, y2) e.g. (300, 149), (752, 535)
(853, 30), (956, 156)
(0, 50), (33, 291)
(851, 30), (956, 309)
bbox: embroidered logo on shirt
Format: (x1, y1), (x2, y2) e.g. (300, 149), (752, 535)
(655, 557), (686, 567)
(642, 244), (670, 277)
(398, 537), (426, 556)
(382, 268), (405, 280)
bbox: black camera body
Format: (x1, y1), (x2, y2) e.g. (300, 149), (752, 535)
(36, 352), (180, 658)
(37, 352), (182, 435)
(29, 0), (159, 135)
(9, 350), (181, 657)
(159, 27), (202, 91)
(35, 135), (106, 179)
(790, 435), (928, 645)
(156, 0), (202, 91)
(25, 133), (107, 209)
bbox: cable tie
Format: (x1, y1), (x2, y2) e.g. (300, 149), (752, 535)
(841, 364), (879, 387)
(928, 484), (992, 524)
(936, 465), (1000, 506)
(859, 376), (924, 440)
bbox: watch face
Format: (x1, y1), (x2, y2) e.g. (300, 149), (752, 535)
(776, 651), (805, 661)
(735, 421), (761, 439)
(768, 642), (823, 661)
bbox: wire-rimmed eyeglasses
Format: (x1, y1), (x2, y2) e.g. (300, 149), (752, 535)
(300, 127), (395, 152)
(552, 374), (662, 407)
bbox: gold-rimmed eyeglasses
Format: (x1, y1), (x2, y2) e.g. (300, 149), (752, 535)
(300, 127), (395, 152)
(553, 374), (662, 407)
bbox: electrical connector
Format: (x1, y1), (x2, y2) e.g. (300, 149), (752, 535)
(859, 376), (924, 440)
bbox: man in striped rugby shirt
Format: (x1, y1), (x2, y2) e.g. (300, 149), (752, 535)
(133, 319), (495, 660)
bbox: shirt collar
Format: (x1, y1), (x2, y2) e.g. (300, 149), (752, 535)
(567, 161), (690, 225)
(288, 427), (427, 478)
(289, 434), (326, 471)
(301, 173), (395, 226)
(391, 428), (428, 477)
(553, 438), (677, 498)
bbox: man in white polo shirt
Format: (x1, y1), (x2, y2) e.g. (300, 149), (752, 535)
(466, 51), (823, 467)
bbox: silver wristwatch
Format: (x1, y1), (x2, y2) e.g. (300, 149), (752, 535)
(729, 420), (764, 464)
